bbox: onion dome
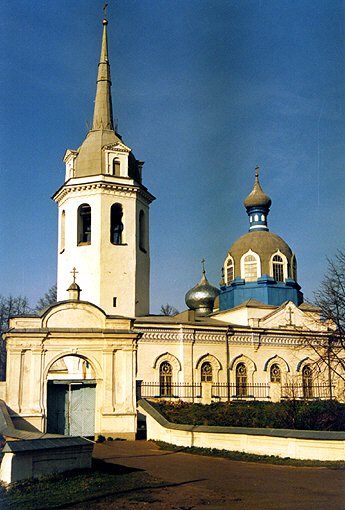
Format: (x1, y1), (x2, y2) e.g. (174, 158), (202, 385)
(244, 165), (272, 209)
(185, 260), (220, 317)
(243, 166), (271, 232)
(67, 268), (81, 300)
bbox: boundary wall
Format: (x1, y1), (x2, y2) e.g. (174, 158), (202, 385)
(138, 399), (345, 462)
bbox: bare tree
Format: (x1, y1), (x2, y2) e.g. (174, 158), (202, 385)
(160, 303), (179, 316)
(35, 284), (57, 313)
(0, 295), (31, 380)
(299, 249), (345, 398)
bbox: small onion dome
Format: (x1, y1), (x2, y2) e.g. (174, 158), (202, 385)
(67, 281), (81, 301)
(185, 266), (220, 317)
(244, 166), (271, 209)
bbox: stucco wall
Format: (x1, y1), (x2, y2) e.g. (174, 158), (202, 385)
(139, 400), (345, 462)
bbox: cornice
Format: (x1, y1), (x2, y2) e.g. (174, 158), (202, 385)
(53, 181), (155, 204)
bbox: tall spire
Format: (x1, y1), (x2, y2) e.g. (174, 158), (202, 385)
(92, 12), (114, 131)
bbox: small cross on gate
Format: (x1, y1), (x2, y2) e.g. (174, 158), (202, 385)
(70, 267), (78, 284)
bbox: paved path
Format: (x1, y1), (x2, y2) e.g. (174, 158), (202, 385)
(90, 440), (345, 510)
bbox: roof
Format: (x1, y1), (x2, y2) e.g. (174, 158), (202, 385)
(3, 437), (92, 453)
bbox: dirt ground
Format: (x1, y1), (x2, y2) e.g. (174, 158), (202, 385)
(68, 440), (345, 510)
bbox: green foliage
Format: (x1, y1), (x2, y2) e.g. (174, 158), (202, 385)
(152, 400), (345, 431)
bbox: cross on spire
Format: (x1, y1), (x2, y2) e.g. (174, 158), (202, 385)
(201, 258), (206, 275)
(70, 267), (78, 284)
(103, 2), (108, 20)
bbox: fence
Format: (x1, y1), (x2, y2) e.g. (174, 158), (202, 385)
(212, 383), (270, 400)
(137, 381), (335, 402)
(281, 384), (335, 400)
(138, 382), (202, 400)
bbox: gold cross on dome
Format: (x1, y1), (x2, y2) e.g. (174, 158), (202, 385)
(70, 267), (78, 284)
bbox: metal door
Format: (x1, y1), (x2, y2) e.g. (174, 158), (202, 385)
(47, 381), (96, 436)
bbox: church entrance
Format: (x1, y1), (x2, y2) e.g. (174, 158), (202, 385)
(46, 355), (96, 436)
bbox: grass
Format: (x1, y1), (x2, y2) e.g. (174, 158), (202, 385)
(154, 440), (345, 469)
(0, 459), (164, 510)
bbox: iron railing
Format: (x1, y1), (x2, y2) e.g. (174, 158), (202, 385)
(281, 384), (336, 400)
(138, 382), (202, 400)
(212, 383), (270, 400)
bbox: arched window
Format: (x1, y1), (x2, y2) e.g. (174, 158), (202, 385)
(60, 210), (65, 252)
(236, 363), (247, 397)
(159, 361), (172, 397)
(201, 362), (212, 382)
(110, 203), (124, 245)
(272, 255), (284, 282)
(243, 255), (258, 281)
(78, 204), (91, 244)
(302, 365), (313, 399)
(112, 158), (120, 176)
(270, 364), (281, 383)
(139, 210), (145, 251)
(291, 254), (297, 281)
(226, 257), (234, 284)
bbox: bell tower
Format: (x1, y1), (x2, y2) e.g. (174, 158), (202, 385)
(53, 12), (155, 316)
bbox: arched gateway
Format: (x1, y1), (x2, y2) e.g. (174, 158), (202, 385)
(47, 355), (97, 436)
(4, 299), (139, 439)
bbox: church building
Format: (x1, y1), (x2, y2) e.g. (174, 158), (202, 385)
(2, 13), (342, 439)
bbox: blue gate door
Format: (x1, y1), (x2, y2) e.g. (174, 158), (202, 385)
(47, 381), (96, 436)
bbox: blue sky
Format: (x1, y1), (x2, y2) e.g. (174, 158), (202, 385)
(0, 0), (344, 313)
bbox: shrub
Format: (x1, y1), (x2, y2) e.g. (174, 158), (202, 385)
(151, 400), (345, 431)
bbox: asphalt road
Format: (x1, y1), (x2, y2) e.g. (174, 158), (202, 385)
(91, 440), (345, 510)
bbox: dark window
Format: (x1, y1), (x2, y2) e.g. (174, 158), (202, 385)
(139, 210), (145, 251)
(201, 362), (213, 382)
(159, 361), (172, 397)
(112, 158), (120, 176)
(236, 363), (247, 396)
(110, 203), (124, 244)
(78, 204), (91, 244)
(292, 254), (297, 281)
(60, 210), (65, 252)
(272, 254), (284, 281)
(302, 365), (313, 399)
(270, 363), (281, 383)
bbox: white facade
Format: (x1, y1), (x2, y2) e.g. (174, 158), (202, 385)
(55, 144), (154, 317)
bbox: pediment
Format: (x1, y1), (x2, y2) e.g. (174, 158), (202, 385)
(42, 301), (106, 329)
(259, 301), (324, 330)
(103, 141), (131, 154)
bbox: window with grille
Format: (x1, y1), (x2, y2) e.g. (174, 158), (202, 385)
(226, 258), (234, 284)
(201, 362), (213, 382)
(244, 255), (258, 281)
(159, 361), (172, 397)
(236, 363), (247, 396)
(272, 254), (284, 281)
(302, 365), (313, 399)
(270, 364), (281, 383)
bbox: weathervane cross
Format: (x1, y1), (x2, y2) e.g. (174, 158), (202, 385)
(103, 2), (108, 19)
